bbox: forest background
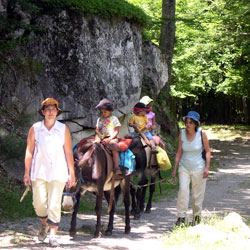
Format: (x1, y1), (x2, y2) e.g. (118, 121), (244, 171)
(129, 0), (250, 125)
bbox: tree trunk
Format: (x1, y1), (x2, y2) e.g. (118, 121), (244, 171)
(156, 0), (178, 138)
(159, 0), (176, 93)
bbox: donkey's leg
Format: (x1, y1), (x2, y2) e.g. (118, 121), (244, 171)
(145, 175), (156, 213)
(130, 183), (137, 216)
(140, 179), (148, 213)
(135, 176), (148, 218)
(94, 189), (104, 238)
(69, 191), (81, 237)
(104, 191), (115, 236)
(123, 176), (131, 234)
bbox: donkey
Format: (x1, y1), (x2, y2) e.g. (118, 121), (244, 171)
(62, 137), (131, 238)
(128, 136), (160, 220)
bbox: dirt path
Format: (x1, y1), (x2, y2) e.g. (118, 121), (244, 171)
(0, 135), (249, 249)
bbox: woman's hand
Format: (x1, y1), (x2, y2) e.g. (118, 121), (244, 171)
(23, 174), (31, 186)
(203, 167), (209, 179)
(68, 171), (76, 188)
(171, 168), (177, 178)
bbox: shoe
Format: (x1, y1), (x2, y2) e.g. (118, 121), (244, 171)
(192, 215), (201, 226)
(49, 237), (60, 247)
(175, 217), (185, 226)
(38, 224), (49, 242)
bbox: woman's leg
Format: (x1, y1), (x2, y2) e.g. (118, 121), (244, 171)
(176, 167), (191, 219)
(191, 168), (207, 218)
(32, 179), (49, 241)
(47, 180), (66, 237)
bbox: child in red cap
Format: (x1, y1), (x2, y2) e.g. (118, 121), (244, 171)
(128, 102), (158, 153)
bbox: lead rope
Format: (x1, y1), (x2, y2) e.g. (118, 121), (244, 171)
(131, 176), (177, 188)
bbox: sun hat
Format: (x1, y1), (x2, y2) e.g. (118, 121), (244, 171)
(133, 102), (152, 112)
(38, 97), (61, 116)
(183, 111), (200, 122)
(139, 96), (154, 105)
(95, 98), (114, 111)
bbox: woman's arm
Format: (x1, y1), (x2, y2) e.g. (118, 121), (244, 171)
(202, 130), (211, 178)
(64, 126), (75, 188)
(24, 127), (35, 185)
(171, 132), (183, 178)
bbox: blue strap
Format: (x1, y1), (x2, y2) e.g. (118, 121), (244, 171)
(63, 192), (74, 196)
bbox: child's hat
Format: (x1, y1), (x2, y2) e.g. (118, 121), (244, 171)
(133, 102), (152, 112)
(140, 96), (153, 105)
(95, 98), (114, 111)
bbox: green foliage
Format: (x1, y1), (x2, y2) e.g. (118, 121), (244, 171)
(127, 0), (162, 43)
(129, 0), (249, 123)
(171, 0), (250, 99)
(0, 176), (36, 221)
(34, 0), (150, 25)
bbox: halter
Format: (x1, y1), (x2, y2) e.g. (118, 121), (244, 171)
(62, 169), (84, 213)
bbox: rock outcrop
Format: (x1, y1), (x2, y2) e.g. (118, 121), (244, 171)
(1, 5), (168, 146)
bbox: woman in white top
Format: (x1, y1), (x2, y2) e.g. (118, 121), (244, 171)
(171, 111), (211, 226)
(24, 98), (75, 247)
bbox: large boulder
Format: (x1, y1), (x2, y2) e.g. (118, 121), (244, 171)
(1, 7), (168, 145)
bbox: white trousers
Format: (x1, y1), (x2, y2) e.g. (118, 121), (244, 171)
(176, 167), (207, 218)
(32, 179), (66, 225)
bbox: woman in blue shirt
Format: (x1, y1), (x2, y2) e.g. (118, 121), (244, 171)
(171, 111), (211, 226)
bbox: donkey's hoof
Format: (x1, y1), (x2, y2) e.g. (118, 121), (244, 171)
(94, 231), (102, 238)
(69, 229), (76, 238)
(125, 226), (131, 234)
(134, 213), (141, 220)
(145, 208), (151, 214)
(130, 209), (136, 216)
(105, 230), (112, 236)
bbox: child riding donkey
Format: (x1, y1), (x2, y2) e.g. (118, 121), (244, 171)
(94, 98), (122, 174)
(140, 96), (165, 149)
(128, 102), (158, 154)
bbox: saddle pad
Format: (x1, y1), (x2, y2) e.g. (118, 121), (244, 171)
(100, 145), (121, 190)
(142, 139), (158, 166)
(117, 138), (132, 152)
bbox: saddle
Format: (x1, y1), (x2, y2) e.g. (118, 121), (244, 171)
(140, 138), (158, 167)
(100, 144), (122, 191)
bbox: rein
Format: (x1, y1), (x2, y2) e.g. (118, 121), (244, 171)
(130, 176), (177, 188)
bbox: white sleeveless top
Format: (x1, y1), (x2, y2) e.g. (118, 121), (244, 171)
(30, 120), (69, 182)
(179, 128), (205, 171)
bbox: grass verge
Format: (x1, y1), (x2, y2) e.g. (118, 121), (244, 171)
(162, 213), (250, 250)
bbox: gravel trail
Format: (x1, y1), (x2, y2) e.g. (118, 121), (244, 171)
(0, 134), (249, 249)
